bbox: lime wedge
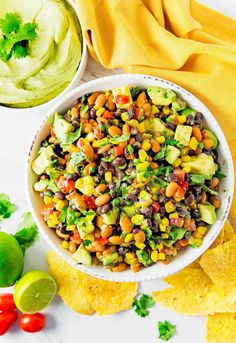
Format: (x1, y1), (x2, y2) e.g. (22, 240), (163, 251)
(13, 270), (57, 313)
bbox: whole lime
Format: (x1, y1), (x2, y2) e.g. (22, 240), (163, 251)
(0, 231), (24, 287)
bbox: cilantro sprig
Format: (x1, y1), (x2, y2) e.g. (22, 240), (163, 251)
(0, 13), (37, 61)
(0, 193), (16, 221)
(158, 321), (176, 341)
(133, 294), (154, 317)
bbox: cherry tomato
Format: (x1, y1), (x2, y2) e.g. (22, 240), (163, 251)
(0, 311), (17, 336)
(97, 237), (109, 246)
(115, 95), (130, 105)
(81, 195), (97, 209)
(152, 202), (160, 213)
(114, 146), (124, 157)
(173, 168), (185, 182)
(174, 186), (185, 199)
(41, 203), (54, 216)
(178, 180), (188, 191)
(57, 178), (75, 193)
(0, 294), (16, 312)
(170, 218), (183, 227)
(19, 313), (45, 333)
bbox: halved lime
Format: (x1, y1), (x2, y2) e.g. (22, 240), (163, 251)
(13, 270), (57, 313)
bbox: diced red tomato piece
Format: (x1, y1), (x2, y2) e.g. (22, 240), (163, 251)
(41, 203), (54, 216)
(173, 168), (185, 182)
(57, 177), (75, 193)
(174, 186), (185, 199)
(81, 195), (97, 209)
(178, 180), (188, 191)
(114, 146), (124, 157)
(152, 202), (160, 213)
(115, 95), (130, 105)
(97, 237), (109, 246)
(50, 126), (56, 137)
(170, 218), (183, 227)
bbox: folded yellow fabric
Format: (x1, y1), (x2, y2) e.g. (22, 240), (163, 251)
(76, 0), (236, 220)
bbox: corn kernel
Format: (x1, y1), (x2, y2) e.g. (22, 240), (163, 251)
(156, 135), (165, 144)
(182, 166), (191, 173)
(131, 214), (144, 225)
(158, 243), (163, 251)
(44, 196), (53, 204)
(121, 112), (129, 122)
(136, 172), (146, 183)
(105, 171), (112, 183)
(84, 233), (95, 242)
(92, 138), (108, 148)
(158, 253), (166, 260)
(138, 149), (148, 162)
(128, 119), (139, 127)
(96, 107), (105, 117)
(181, 155), (191, 162)
(142, 140), (151, 151)
(118, 256), (123, 262)
(86, 132), (95, 142)
(172, 247), (177, 256)
(124, 233), (134, 243)
(189, 137), (198, 150)
(151, 105), (159, 115)
(197, 226), (208, 235)
(136, 162), (150, 171)
(165, 201), (175, 213)
(193, 231), (203, 239)
(163, 106), (170, 115)
(67, 144), (80, 153)
(137, 121), (146, 133)
(173, 158), (182, 167)
(124, 252), (137, 265)
(160, 224), (167, 232)
(67, 225), (76, 231)
(189, 237), (202, 247)
(152, 195), (158, 200)
(161, 233), (169, 239)
(151, 250), (159, 262)
(169, 212), (179, 219)
(55, 200), (67, 211)
(180, 147), (189, 156)
(178, 115), (186, 124)
(67, 163), (76, 174)
(161, 218), (169, 226)
(47, 214), (59, 227)
(135, 242), (146, 250)
(61, 240), (69, 250)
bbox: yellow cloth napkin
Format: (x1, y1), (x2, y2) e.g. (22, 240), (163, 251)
(76, 0), (236, 220)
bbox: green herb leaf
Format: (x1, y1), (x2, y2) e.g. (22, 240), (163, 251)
(0, 13), (20, 34)
(11, 42), (27, 59)
(158, 321), (176, 341)
(80, 104), (89, 118)
(190, 174), (206, 184)
(202, 185), (219, 196)
(109, 134), (130, 144)
(136, 250), (152, 267)
(127, 144), (134, 155)
(102, 156), (114, 162)
(84, 239), (91, 247)
(121, 187), (128, 198)
(67, 209), (79, 225)
(0, 193), (16, 221)
(14, 212), (38, 253)
(133, 294), (154, 317)
(215, 170), (226, 179)
(59, 206), (67, 223)
(198, 142), (204, 149)
(154, 146), (166, 160)
(130, 86), (140, 98)
(156, 177), (168, 187)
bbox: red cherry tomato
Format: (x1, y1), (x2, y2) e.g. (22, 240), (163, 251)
(57, 178), (75, 193)
(81, 195), (97, 209)
(178, 180), (188, 191)
(0, 311), (18, 336)
(174, 186), (185, 199)
(152, 202), (160, 213)
(173, 168), (185, 182)
(19, 313), (45, 333)
(115, 95), (130, 105)
(170, 218), (183, 227)
(41, 203), (54, 216)
(97, 237), (109, 246)
(114, 146), (124, 157)
(0, 294), (16, 312)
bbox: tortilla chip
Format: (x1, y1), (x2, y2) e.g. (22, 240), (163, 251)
(47, 250), (138, 316)
(207, 313), (236, 343)
(222, 220), (234, 242)
(153, 268), (236, 315)
(47, 251), (94, 315)
(79, 273), (138, 316)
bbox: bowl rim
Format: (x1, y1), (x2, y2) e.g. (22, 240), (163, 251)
(0, 0), (88, 111)
(25, 73), (234, 282)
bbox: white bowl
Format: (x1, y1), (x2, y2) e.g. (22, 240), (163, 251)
(0, 0), (87, 111)
(26, 74), (234, 282)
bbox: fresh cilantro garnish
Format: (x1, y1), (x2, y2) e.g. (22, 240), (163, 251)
(127, 144), (134, 155)
(198, 142), (204, 149)
(59, 206), (67, 223)
(165, 139), (183, 148)
(109, 134), (130, 144)
(80, 104), (89, 118)
(154, 166), (173, 179)
(100, 124), (106, 132)
(215, 167), (226, 179)
(158, 321), (176, 341)
(156, 177), (168, 187)
(112, 198), (120, 207)
(202, 185), (219, 196)
(130, 86), (140, 98)
(0, 193), (16, 221)
(67, 209), (79, 225)
(0, 13), (37, 61)
(133, 294), (154, 318)
(121, 187), (128, 197)
(102, 156), (114, 162)
(154, 146), (166, 160)
(84, 239), (91, 247)
(136, 250), (152, 267)
(14, 212), (38, 253)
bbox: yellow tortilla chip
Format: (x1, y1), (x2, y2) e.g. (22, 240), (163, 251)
(47, 250), (138, 316)
(79, 273), (138, 316)
(207, 313), (236, 343)
(222, 220), (234, 242)
(153, 268), (236, 315)
(47, 251), (94, 315)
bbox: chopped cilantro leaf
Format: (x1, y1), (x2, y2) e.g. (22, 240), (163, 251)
(84, 239), (91, 247)
(202, 185), (219, 196)
(133, 294), (154, 317)
(130, 86), (140, 98)
(215, 169), (226, 179)
(158, 321), (176, 341)
(14, 212), (38, 253)
(127, 144), (134, 155)
(154, 147), (166, 160)
(59, 206), (67, 223)
(0, 193), (16, 221)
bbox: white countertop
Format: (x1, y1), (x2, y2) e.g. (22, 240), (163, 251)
(0, 1), (235, 342)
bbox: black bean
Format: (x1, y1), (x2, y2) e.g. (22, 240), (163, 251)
(71, 204), (79, 212)
(89, 108), (96, 119)
(72, 118), (80, 128)
(131, 126), (138, 135)
(195, 194), (202, 203)
(55, 164), (65, 171)
(127, 194), (137, 202)
(118, 246), (129, 256)
(146, 218), (152, 227)
(55, 192), (65, 200)
(110, 190), (117, 199)
(192, 185), (202, 194)
(117, 171), (125, 180)
(186, 194), (195, 205)
(176, 207), (187, 217)
(112, 157), (126, 166)
(186, 115), (194, 126)
(66, 173), (78, 181)
(185, 173), (191, 182)
(203, 149), (212, 155)
(194, 112), (203, 125)
(133, 188), (140, 196)
(140, 206), (153, 217)
(159, 206), (166, 215)
(133, 228), (140, 234)
(166, 122), (176, 130)
(94, 175), (102, 183)
(98, 161), (109, 174)
(100, 204), (111, 214)
(64, 113), (72, 122)
(151, 222), (159, 233)
(167, 173), (178, 182)
(159, 113), (166, 120)
(191, 210), (201, 220)
(119, 198), (127, 206)
(109, 182), (116, 190)
(59, 226), (68, 234)
(135, 134), (143, 142)
(159, 196), (169, 204)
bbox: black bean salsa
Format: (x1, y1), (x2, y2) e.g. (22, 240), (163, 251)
(32, 85), (225, 272)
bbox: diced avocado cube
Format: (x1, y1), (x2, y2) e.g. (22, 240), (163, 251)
(202, 129), (218, 149)
(123, 205), (136, 217)
(99, 251), (118, 266)
(174, 125), (192, 146)
(33, 179), (50, 192)
(53, 113), (74, 140)
(48, 180), (60, 193)
(151, 105), (159, 115)
(32, 145), (55, 175)
(181, 153), (217, 179)
(45, 166), (64, 179)
(165, 145), (180, 165)
(112, 86), (133, 109)
(77, 213), (95, 239)
(102, 208), (119, 225)
(171, 98), (186, 112)
(180, 108), (197, 116)
(136, 250), (152, 267)
(147, 86), (177, 106)
(198, 203), (216, 225)
(73, 244), (92, 266)
(145, 117), (167, 134)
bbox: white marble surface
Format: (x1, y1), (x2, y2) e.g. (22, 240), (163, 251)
(0, 1), (235, 342)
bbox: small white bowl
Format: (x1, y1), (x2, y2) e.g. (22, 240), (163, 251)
(26, 74), (234, 282)
(0, 0), (87, 111)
